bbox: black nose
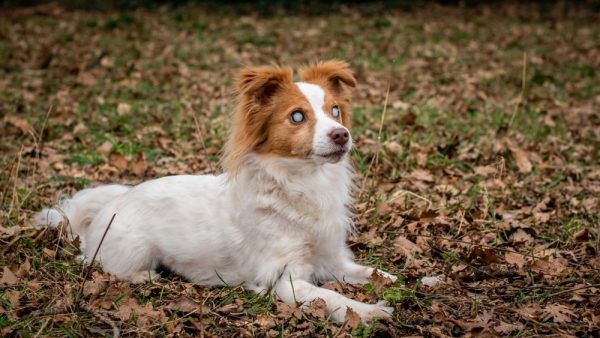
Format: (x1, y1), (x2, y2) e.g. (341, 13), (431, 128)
(329, 128), (349, 146)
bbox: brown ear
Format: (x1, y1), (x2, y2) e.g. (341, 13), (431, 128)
(299, 60), (356, 96)
(237, 65), (293, 104)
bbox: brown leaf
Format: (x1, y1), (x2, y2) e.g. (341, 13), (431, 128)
(166, 295), (204, 315)
(255, 314), (276, 329)
(0, 267), (18, 285)
(368, 269), (395, 294)
(467, 246), (504, 265)
(572, 228), (589, 241)
(130, 152), (148, 176)
(505, 251), (527, 269)
(42, 247), (56, 258)
(276, 301), (302, 320)
(5, 290), (20, 308)
(215, 303), (239, 314)
(83, 280), (108, 297)
(304, 298), (327, 320)
(96, 141), (113, 156)
(451, 311), (492, 333)
(117, 102), (131, 115)
(507, 142), (532, 173)
(400, 112), (416, 125)
(16, 259), (30, 278)
(394, 236), (422, 257)
(135, 302), (166, 327)
(383, 141), (403, 153)
(409, 169), (434, 182)
(529, 251), (571, 277)
(541, 304), (576, 324)
(110, 152), (128, 171)
(510, 229), (534, 245)
(345, 307), (361, 329)
(115, 297), (165, 327)
(3, 115), (35, 135)
(115, 297), (138, 321)
(493, 321), (524, 334)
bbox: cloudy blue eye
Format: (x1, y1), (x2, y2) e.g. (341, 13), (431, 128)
(332, 106), (340, 118)
(291, 111), (305, 123)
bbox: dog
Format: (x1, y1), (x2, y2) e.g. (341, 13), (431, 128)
(35, 60), (397, 323)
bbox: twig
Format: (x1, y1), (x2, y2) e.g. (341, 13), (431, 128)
(388, 190), (433, 208)
(32, 317), (50, 338)
(7, 146), (24, 220)
(185, 101), (215, 173)
(333, 318), (349, 337)
(456, 209), (465, 236)
(547, 283), (600, 298)
(32, 105), (53, 174)
(508, 51), (528, 129)
(358, 80), (391, 202)
(77, 213), (116, 298)
(79, 300), (120, 338)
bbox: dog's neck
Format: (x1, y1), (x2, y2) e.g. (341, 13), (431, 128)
(226, 153), (354, 232)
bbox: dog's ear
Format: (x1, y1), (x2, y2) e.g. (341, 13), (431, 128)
(237, 65), (293, 104)
(299, 60), (356, 96)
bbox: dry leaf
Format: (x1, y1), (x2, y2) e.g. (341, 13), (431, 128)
(5, 290), (20, 308)
(110, 152), (128, 171)
(96, 141), (113, 156)
(255, 315), (276, 329)
(507, 142), (532, 173)
(305, 298), (327, 320)
(384, 141), (403, 153)
(130, 152), (148, 176)
(117, 102), (131, 115)
(394, 236), (422, 258)
(345, 307), (361, 329)
(166, 295), (204, 315)
(0, 267), (18, 285)
(494, 321), (524, 334)
(410, 169), (434, 182)
(276, 301), (303, 319)
(368, 269), (395, 294)
(505, 251), (527, 269)
(83, 280), (108, 297)
(3, 115), (35, 135)
(541, 304), (576, 324)
(42, 247), (57, 258)
(510, 229), (534, 245)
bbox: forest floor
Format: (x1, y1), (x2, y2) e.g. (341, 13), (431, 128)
(1, 2), (599, 337)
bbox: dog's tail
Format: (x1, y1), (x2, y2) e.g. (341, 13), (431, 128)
(34, 185), (131, 238)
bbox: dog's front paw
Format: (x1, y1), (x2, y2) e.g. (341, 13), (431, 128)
(353, 301), (394, 323)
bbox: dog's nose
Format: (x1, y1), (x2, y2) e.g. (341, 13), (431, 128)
(329, 128), (349, 146)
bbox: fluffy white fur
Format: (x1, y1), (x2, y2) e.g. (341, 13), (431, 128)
(35, 82), (397, 323)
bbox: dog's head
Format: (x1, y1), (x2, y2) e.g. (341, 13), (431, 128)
(222, 60), (356, 174)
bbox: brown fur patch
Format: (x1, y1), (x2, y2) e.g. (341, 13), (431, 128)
(222, 65), (315, 174)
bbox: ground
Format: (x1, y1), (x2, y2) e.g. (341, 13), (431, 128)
(1, 2), (599, 337)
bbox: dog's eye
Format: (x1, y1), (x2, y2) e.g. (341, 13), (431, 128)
(332, 106), (340, 118)
(291, 111), (305, 123)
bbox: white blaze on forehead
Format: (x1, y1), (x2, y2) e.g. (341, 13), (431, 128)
(296, 82), (325, 113)
(295, 82), (351, 156)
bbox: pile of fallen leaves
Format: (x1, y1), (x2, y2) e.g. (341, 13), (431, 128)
(1, 2), (599, 336)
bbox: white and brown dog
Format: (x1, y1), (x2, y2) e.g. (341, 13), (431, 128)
(36, 60), (397, 323)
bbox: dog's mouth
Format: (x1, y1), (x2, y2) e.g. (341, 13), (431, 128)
(317, 149), (348, 162)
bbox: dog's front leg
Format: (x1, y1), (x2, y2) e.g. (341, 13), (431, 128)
(274, 274), (393, 323)
(334, 260), (398, 285)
